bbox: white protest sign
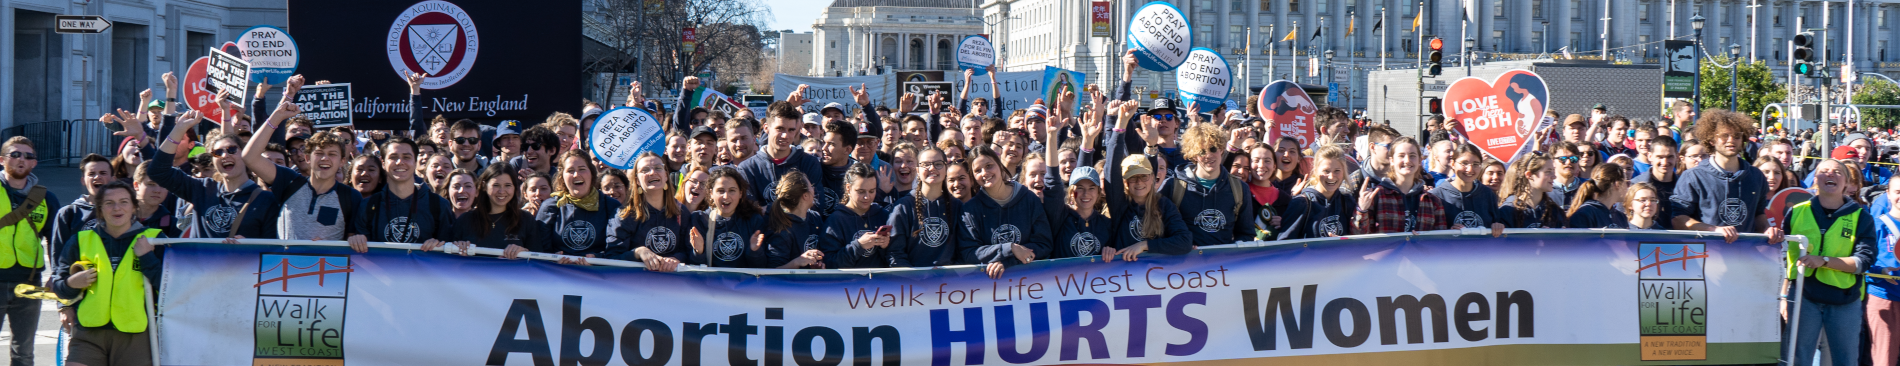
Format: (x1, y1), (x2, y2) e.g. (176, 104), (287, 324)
(951, 70), (1043, 115)
(588, 107), (666, 170)
(956, 35), (996, 76)
(1126, 1), (1192, 71)
(206, 48), (251, 105)
(771, 73), (892, 112)
(1176, 47), (1231, 113)
(293, 84), (353, 128)
(235, 25), (298, 84)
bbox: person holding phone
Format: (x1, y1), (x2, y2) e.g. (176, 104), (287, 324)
(821, 163), (894, 268)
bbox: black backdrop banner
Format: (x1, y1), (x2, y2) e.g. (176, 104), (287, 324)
(288, 0), (580, 131)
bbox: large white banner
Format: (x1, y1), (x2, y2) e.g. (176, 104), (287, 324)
(155, 231), (1783, 365)
(952, 69), (1045, 115)
(772, 73), (892, 114)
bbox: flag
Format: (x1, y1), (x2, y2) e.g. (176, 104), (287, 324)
(1411, 11), (1422, 32)
(1282, 28), (1297, 42)
(1370, 17), (1382, 33)
(1347, 16), (1356, 36)
(1310, 20), (1323, 41)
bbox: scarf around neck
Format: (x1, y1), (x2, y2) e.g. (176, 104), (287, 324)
(558, 189), (601, 212)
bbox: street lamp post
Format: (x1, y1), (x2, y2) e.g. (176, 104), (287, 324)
(1463, 37), (1475, 76)
(1541, 21), (1549, 55)
(1691, 14), (1705, 113)
(1728, 43), (1741, 111)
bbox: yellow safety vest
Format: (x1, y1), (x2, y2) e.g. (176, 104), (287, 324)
(0, 187), (48, 269)
(76, 228), (160, 333)
(1787, 201), (1862, 290)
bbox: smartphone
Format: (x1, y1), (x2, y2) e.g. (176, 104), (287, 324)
(876, 225), (893, 236)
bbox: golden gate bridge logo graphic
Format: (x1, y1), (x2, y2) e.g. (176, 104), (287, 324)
(1636, 244), (1708, 278)
(254, 254), (351, 365)
(1635, 242), (1708, 361)
(254, 255), (354, 296)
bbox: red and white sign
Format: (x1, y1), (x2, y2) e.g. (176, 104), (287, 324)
(1258, 80), (1318, 149)
(1448, 69), (1550, 162)
(387, 0), (479, 90)
(182, 56), (230, 124)
(1090, 1), (1111, 37)
(682, 27), (697, 54)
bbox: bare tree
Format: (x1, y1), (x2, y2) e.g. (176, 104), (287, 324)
(589, 0), (770, 96)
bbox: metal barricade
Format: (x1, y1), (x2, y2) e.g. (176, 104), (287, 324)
(0, 119), (115, 166)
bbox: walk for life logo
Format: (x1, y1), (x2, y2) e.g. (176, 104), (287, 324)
(1636, 242), (1708, 361)
(386, 0), (479, 90)
(254, 254), (354, 365)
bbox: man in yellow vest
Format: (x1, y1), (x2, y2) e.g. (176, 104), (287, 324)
(0, 136), (55, 365)
(52, 181), (162, 366)
(1783, 158), (1877, 366)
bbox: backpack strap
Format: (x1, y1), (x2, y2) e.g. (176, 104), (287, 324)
(0, 186), (48, 232)
(1230, 176), (1246, 219)
(1167, 180), (1185, 209)
(228, 188), (265, 238)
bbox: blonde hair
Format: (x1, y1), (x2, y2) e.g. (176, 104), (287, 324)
(1181, 123), (1226, 160)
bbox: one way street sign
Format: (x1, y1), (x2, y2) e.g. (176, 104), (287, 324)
(55, 15), (112, 34)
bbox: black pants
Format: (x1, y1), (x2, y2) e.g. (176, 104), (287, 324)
(0, 281), (40, 366)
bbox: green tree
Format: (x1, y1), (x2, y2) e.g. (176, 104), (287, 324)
(1698, 55), (1787, 120)
(1852, 79), (1900, 129)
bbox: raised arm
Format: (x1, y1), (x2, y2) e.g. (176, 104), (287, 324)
(1117, 49), (1137, 102)
(407, 72), (427, 138)
(244, 101), (302, 185)
(958, 68), (974, 112)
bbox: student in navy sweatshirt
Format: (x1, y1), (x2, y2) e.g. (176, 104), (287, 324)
(454, 163), (540, 257)
(1629, 136), (1680, 222)
(821, 163), (894, 268)
(50, 154), (115, 261)
(887, 147), (970, 267)
(1161, 123), (1258, 245)
(1099, 102), (1193, 257)
(738, 102), (827, 204)
(959, 146), (1052, 278)
(690, 167), (769, 268)
(610, 153), (698, 272)
(347, 137), (462, 250)
(762, 171), (827, 269)
(539, 150), (622, 263)
(1624, 183), (1670, 230)
(1499, 155), (1567, 229)
(1430, 143), (1505, 236)
(150, 110), (280, 239)
(1277, 145), (1358, 240)
(1670, 110), (1780, 244)
(1037, 105), (1116, 259)
(1566, 164), (1631, 229)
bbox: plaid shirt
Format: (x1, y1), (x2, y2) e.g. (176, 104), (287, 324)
(1353, 182), (1448, 234)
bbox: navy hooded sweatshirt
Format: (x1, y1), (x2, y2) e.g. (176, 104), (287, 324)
(1160, 164), (1259, 246)
(150, 146), (279, 239)
(1499, 195), (1568, 229)
(958, 183), (1052, 266)
(607, 203), (699, 263)
(762, 204), (825, 268)
(736, 148), (828, 204)
(692, 210), (769, 268)
(1430, 182), (1503, 229)
(1631, 171), (1679, 223)
(1669, 159), (1769, 232)
(1278, 188), (1357, 240)
(1100, 117), (1199, 253)
(1040, 182), (1118, 259)
(354, 184), (462, 244)
(886, 193), (969, 267)
(537, 195), (623, 257)
(822, 203), (892, 269)
(1566, 200), (1630, 229)
(458, 208), (543, 251)
(50, 197), (96, 266)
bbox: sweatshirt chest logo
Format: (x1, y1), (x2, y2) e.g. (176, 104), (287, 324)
(1455, 211), (1482, 228)
(1718, 198), (1747, 227)
(991, 224), (1022, 245)
(561, 220), (597, 252)
(1070, 232), (1100, 256)
(1316, 215), (1342, 236)
(714, 232), (744, 262)
(921, 217), (948, 248)
(204, 205), (240, 234)
(644, 226), (676, 254)
(803, 234), (820, 252)
(1194, 209), (1225, 233)
(384, 216), (420, 243)
(1129, 215), (1146, 240)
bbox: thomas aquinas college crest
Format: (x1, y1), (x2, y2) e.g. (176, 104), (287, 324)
(387, 0), (479, 90)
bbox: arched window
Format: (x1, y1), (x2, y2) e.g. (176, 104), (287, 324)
(937, 39), (953, 70)
(910, 39), (925, 69)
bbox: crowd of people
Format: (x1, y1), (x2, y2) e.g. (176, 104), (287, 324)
(0, 48), (1892, 364)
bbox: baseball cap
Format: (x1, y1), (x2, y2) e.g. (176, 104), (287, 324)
(1833, 145), (1860, 160)
(1563, 114), (1587, 126)
(493, 120), (522, 143)
(822, 103), (847, 116)
(1592, 103), (1608, 111)
(1120, 154), (1155, 179)
(1146, 99), (1179, 116)
(689, 126), (718, 140)
(146, 99), (165, 110)
(1845, 133), (1871, 146)
(1069, 166), (1102, 187)
(581, 106), (604, 122)
(802, 113), (824, 126)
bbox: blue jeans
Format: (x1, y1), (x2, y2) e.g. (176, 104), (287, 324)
(1785, 297), (1864, 366)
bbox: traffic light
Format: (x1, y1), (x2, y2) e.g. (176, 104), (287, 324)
(1428, 97), (1443, 114)
(1793, 31), (1818, 77)
(1427, 37), (1444, 76)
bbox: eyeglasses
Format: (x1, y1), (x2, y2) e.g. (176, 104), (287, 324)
(208, 147), (241, 157)
(454, 137), (481, 145)
(6, 152), (34, 160)
(1554, 156), (1581, 164)
(919, 161), (948, 168)
(1151, 114), (1176, 121)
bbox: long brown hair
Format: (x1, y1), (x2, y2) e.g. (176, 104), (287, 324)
(766, 170), (813, 232)
(473, 162), (524, 234)
(1503, 155), (1551, 212)
(1567, 163), (1627, 217)
(551, 149), (597, 197)
(1123, 154), (1165, 240)
(620, 152), (680, 222)
(707, 166), (763, 219)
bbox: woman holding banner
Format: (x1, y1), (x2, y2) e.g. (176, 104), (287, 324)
(688, 167), (767, 268)
(610, 153), (698, 272)
(1352, 137), (1448, 234)
(762, 171), (826, 269)
(886, 147), (968, 267)
(1564, 164), (1630, 229)
(51, 181), (163, 365)
(958, 146), (1051, 278)
(1783, 158), (1875, 366)
(1430, 143), (1505, 236)
(1100, 101), (1193, 260)
(538, 150), (622, 264)
(1499, 156), (1567, 228)
(1039, 102), (1116, 260)
(1276, 146), (1356, 240)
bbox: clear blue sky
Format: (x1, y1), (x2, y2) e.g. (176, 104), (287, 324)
(768, 0), (831, 32)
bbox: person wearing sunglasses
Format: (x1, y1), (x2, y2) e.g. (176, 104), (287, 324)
(151, 110), (281, 240)
(449, 119), (489, 175)
(958, 66), (1002, 120)
(245, 101), (362, 244)
(508, 126), (561, 178)
(1545, 141), (1588, 212)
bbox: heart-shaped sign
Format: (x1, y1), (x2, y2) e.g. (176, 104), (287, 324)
(1447, 69), (1549, 162)
(1258, 80), (1319, 149)
(182, 56), (231, 124)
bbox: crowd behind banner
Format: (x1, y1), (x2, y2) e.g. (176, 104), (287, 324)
(0, 48), (1891, 364)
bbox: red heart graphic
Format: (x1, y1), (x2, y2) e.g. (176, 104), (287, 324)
(1257, 80), (1319, 150)
(182, 56), (230, 124)
(1447, 69), (1549, 162)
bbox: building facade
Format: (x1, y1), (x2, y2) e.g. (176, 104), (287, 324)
(779, 31), (816, 76)
(2, 0), (283, 128)
(810, 0), (986, 77)
(984, 0), (1900, 111)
